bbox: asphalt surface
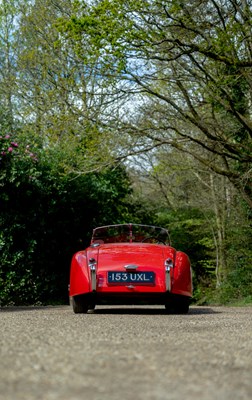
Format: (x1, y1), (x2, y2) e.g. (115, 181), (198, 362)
(0, 305), (252, 400)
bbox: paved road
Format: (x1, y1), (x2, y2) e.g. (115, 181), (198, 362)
(0, 305), (252, 400)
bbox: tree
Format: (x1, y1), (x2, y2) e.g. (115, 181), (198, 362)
(13, 0), (128, 173)
(59, 0), (252, 208)
(0, 0), (20, 131)
(128, 148), (225, 287)
(128, 144), (252, 300)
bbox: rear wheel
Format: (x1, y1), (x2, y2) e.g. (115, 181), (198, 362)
(174, 299), (189, 314)
(72, 295), (89, 314)
(89, 303), (96, 311)
(165, 297), (190, 314)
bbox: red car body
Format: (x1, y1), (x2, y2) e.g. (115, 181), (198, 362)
(69, 224), (192, 313)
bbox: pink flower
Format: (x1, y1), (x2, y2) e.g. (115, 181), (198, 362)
(8, 147), (13, 152)
(5, 135), (10, 139)
(11, 141), (18, 147)
(1, 151), (6, 156)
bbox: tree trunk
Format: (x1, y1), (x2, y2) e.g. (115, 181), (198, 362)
(210, 174), (228, 287)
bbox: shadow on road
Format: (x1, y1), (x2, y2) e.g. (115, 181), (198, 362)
(0, 305), (220, 315)
(90, 306), (220, 315)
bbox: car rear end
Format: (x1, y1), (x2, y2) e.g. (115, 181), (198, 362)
(69, 224), (192, 313)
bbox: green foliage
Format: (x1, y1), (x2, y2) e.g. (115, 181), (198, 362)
(154, 203), (252, 305)
(209, 260), (252, 306)
(0, 132), (151, 306)
(58, 0), (252, 209)
(218, 208), (252, 304)
(155, 207), (216, 298)
(0, 0), (252, 307)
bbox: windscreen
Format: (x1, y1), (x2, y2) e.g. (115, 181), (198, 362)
(91, 224), (170, 244)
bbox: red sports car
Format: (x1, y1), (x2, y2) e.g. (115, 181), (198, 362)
(69, 224), (192, 313)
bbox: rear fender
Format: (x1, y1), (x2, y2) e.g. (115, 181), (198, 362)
(69, 247), (99, 297)
(172, 251), (192, 297)
(69, 251), (89, 297)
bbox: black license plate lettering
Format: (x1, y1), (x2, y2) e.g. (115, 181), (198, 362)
(108, 272), (154, 284)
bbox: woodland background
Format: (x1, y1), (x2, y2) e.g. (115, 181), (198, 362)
(0, 0), (252, 306)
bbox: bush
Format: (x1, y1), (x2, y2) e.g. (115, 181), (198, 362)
(0, 133), (153, 305)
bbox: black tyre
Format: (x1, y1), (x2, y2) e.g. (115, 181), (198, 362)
(89, 303), (96, 311)
(165, 296), (190, 314)
(72, 295), (89, 314)
(174, 299), (189, 314)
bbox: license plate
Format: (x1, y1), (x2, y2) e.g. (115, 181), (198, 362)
(108, 271), (155, 284)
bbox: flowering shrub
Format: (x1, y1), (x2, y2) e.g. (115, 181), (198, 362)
(0, 134), (38, 164)
(0, 133), (40, 193)
(0, 133), (43, 305)
(0, 134), (18, 157)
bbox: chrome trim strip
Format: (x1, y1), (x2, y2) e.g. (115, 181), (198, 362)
(165, 258), (173, 292)
(124, 264), (138, 270)
(89, 258), (97, 291)
(91, 243), (100, 247)
(165, 266), (171, 292)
